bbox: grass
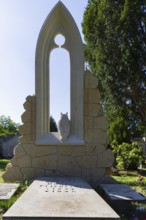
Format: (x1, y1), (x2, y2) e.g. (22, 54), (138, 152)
(0, 159), (29, 219)
(0, 159), (10, 183)
(111, 169), (146, 219)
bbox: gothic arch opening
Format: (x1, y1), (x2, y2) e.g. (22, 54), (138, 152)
(50, 34), (70, 125)
(35, 2), (84, 145)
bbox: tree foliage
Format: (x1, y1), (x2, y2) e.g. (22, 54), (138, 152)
(82, 0), (146, 125)
(0, 115), (20, 137)
(50, 116), (58, 132)
(111, 141), (143, 170)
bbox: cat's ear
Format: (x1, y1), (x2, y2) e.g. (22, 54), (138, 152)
(61, 112), (63, 116)
(66, 112), (68, 115)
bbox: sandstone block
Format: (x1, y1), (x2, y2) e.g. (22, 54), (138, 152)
(35, 168), (45, 177)
(21, 111), (31, 123)
(23, 101), (31, 111)
(97, 149), (114, 168)
(85, 117), (94, 129)
(89, 104), (101, 117)
(72, 146), (86, 156)
(76, 156), (97, 169)
(85, 129), (107, 144)
(58, 156), (81, 175)
(89, 75), (98, 89)
(19, 124), (31, 136)
(89, 89), (101, 103)
(45, 170), (59, 176)
(84, 89), (89, 103)
(17, 155), (32, 168)
(86, 144), (105, 155)
(10, 158), (18, 166)
(32, 155), (58, 170)
(58, 146), (73, 155)
(23, 145), (57, 158)
(19, 136), (34, 144)
(21, 168), (35, 180)
(2, 167), (23, 183)
(82, 169), (92, 183)
(94, 116), (109, 131)
(14, 144), (26, 158)
(92, 168), (106, 184)
(26, 96), (32, 102)
(84, 104), (89, 116)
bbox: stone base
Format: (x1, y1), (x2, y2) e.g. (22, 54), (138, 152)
(3, 177), (120, 220)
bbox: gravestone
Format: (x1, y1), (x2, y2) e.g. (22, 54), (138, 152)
(3, 1), (114, 186)
(101, 184), (146, 212)
(0, 184), (19, 200)
(3, 177), (120, 219)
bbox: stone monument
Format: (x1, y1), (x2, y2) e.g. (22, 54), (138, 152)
(3, 2), (114, 186)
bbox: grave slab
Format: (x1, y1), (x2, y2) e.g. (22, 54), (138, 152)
(3, 177), (120, 220)
(101, 184), (146, 213)
(101, 184), (146, 201)
(0, 184), (19, 200)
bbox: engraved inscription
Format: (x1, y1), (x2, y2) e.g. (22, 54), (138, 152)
(39, 178), (86, 194)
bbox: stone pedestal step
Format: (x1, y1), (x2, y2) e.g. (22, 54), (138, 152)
(3, 177), (120, 220)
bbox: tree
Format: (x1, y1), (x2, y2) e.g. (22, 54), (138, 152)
(111, 142), (143, 170)
(108, 117), (131, 145)
(50, 116), (58, 132)
(0, 115), (20, 137)
(82, 0), (146, 126)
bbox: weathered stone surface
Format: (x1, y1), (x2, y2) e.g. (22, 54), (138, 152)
(26, 95), (32, 102)
(82, 169), (92, 182)
(2, 167), (23, 183)
(84, 104), (89, 116)
(94, 116), (109, 131)
(89, 89), (101, 103)
(17, 155), (31, 168)
(23, 145), (57, 157)
(58, 146), (73, 155)
(84, 70), (91, 87)
(85, 129), (107, 144)
(58, 156), (81, 175)
(19, 124), (31, 136)
(101, 184), (146, 201)
(72, 146), (86, 156)
(21, 111), (31, 123)
(19, 136), (34, 144)
(32, 155), (58, 170)
(0, 183), (19, 200)
(10, 158), (18, 167)
(92, 168), (106, 184)
(21, 168), (35, 180)
(35, 168), (45, 177)
(45, 170), (59, 176)
(89, 104), (101, 117)
(89, 75), (98, 89)
(85, 117), (94, 129)
(23, 101), (31, 111)
(3, 177), (120, 219)
(14, 144), (26, 158)
(84, 89), (89, 104)
(76, 156), (97, 169)
(97, 149), (114, 168)
(86, 144), (105, 155)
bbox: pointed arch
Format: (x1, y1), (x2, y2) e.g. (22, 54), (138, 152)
(35, 2), (84, 144)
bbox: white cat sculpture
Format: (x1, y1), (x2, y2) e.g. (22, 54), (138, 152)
(58, 113), (70, 141)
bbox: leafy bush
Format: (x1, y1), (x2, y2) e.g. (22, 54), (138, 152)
(111, 142), (143, 170)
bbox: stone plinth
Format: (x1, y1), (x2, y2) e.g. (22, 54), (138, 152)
(3, 177), (120, 220)
(0, 184), (19, 200)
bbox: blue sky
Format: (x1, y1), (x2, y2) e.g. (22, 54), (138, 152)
(0, 0), (88, 124)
